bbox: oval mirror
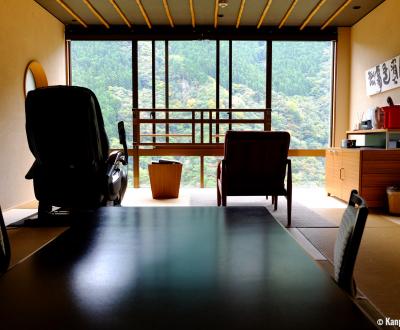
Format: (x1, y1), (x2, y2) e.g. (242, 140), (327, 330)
(24, 60), (48, 97)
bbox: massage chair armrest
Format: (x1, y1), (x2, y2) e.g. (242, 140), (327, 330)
(105, 150), (128, 203)
(106, 151), (125, 177)
(118, 121), (128, 166)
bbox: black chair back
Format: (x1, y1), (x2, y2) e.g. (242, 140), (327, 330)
(25, 86), (112, 208)
(0, 207), (11, 273)
(26, 86), (109, 169)
(334, 190), (368, 296)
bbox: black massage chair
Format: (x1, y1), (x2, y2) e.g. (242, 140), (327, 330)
(25, 86), (128, 216)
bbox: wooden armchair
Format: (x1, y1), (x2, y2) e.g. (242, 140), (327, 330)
(217, 130), (292, 226)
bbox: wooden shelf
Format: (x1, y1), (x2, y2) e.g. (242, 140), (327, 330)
(346, 129), (400, 149)
(346, 129), (400, 134)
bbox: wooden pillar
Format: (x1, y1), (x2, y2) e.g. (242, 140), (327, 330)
(132, 40), (140, 188)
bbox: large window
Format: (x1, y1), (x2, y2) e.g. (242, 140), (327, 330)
(70, 39), (334, 188)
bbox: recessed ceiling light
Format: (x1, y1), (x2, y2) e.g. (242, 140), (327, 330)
(352, 5), (361, 10)
(218, 0), (228, 9)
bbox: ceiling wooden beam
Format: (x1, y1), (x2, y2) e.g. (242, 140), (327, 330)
(83, 0), (110, 29)
(300, 0), (326, 30)
(56, 0), (88, 28)
(214, 0), (219, 29)
(109, 0), (132, 28)
(189, 0), (196, 28)
(135, 0), (152, 29)
(321, 0), (352, 30)
(162, 0), (175, 27)
(257, 0), (273, 29)
(235, 0), (246, 29)
(278, 0), (298, 29)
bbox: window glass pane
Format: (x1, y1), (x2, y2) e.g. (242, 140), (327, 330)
(204, 156), (223, 188)
(232, 41), (266, 132)
(155, 41), (166, 109)
(138, 41), (152, 109)
(71, 40), (133, 186)
(290, 157), (326, 187)
(232, 41), (266, 110)
(272, 41), (333, 186)
(169, 40), (216, 110)
(272, 41), (332, 148)
(155, 41), (166, 143)
(219, 41), (229, 110)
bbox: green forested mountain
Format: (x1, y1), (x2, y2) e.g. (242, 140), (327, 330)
(71, 40), (332, 187)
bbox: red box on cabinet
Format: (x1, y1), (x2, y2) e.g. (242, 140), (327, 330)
(381, 106), (400, 129)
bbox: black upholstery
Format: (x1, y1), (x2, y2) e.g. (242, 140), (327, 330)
(217, 130), (292, 226)
(334, 190), (368, 296)
(0, 206), (11, 273)
(25, 86), (127, 211)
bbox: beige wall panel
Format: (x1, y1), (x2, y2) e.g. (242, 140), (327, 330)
(0, 1), (65, 209)
(350, 0), (400, 130)
(334, 27), (351, 146)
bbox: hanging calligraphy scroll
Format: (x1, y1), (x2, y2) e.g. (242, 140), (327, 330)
(365, 55), (400, 96)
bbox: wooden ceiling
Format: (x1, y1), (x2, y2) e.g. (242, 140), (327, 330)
(35, 0), (385, 31)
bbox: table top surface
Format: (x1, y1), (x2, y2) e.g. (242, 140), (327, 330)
(0, 207), (375, 330)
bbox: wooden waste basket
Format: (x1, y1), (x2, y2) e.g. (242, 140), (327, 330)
(148, 163), (183, 199)
(387, 186), (400, 215)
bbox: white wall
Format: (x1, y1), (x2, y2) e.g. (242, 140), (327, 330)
(349, 0), (400, 129)
(0, 1), (66, 209)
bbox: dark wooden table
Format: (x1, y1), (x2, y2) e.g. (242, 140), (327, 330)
(0, 207), (375, 329)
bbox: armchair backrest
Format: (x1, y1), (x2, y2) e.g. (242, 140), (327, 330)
(223, 130), (290, 194)
(334, 190), (368, 296)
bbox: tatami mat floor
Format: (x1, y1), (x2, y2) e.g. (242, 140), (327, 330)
(5, 187), (400, 320)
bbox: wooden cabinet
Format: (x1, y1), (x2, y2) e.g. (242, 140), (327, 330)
(326, 148), (360, 202)
(326, 148), (400, 208)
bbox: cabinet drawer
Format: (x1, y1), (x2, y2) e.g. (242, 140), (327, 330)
(363, 160), (400, 174)
(362, 150), (400, 161)
(362, 174), (400, 187)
